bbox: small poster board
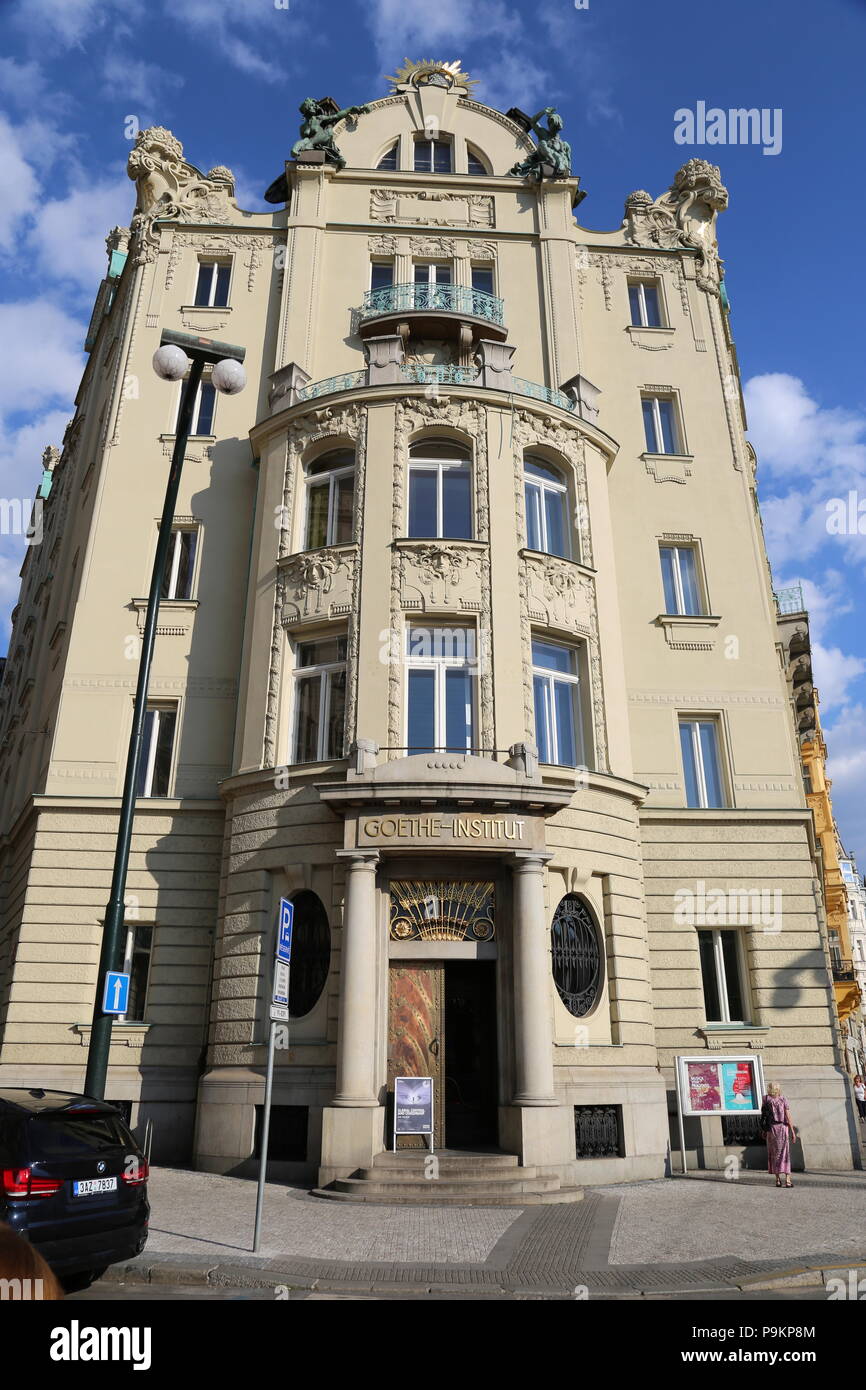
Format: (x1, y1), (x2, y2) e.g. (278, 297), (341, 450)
(673, 1054), (765, 1173)
(393, 1076), (434, 1152)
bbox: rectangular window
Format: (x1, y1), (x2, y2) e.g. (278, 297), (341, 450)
(698, 929), (747, 1023)
(305, 461), (355, 549)
(414, 139), (452, 173)
(414, 262), (452, 287)
(642, 395), (679, 454)
(185, 381), (216, 436)
(628, 280), (662, 327)
(406, 625), (476, 753)
(471, 266), (495, 296)
(370, 261), (394, 291)
(408, 456), (472, 539)
(194, 261), (231, 308)
(532, 639), (584, 768)
(161, 527), (198, 601)
(119, 923), (153, 1023)
(292, 636), (347, 764)
(660, 544), (703, 616)
(135, 704), (177, 798)
(679, 718), (726, 808)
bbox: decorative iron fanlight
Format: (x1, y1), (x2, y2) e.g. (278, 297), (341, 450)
(390, 881), (495, 941)
(550, 894), (602, 1018)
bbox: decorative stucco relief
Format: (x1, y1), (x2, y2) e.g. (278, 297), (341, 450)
(127, 126), (239, 263)
(371, 188), (495, 227)
(522, 553), (593, 635)
(279, 546), (358, 624)
(397, 542), (485, 611)
(623, 159), (728, 296)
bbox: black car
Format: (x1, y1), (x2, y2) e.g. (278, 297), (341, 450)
(0, 1088), (149, 1278)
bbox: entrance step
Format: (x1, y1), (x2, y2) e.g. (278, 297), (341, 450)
(312, 1151), (583, 1206)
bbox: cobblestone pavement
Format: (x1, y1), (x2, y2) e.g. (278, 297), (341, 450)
(102, 1165), (866, 1298)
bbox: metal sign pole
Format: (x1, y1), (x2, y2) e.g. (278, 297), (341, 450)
(253, 1018), (277, 1253)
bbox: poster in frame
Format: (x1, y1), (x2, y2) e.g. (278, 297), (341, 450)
(675, 1053), (764, 1118)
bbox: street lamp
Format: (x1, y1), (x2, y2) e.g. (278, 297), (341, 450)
(83, 330), (246, 1100)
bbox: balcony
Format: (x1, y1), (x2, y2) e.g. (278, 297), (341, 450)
(359, 282), (507, 345)
(832, 958), (857, 983)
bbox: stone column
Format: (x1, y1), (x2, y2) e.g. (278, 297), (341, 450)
(511, 851), (557, 1105)
(332, 850), (380, 1106)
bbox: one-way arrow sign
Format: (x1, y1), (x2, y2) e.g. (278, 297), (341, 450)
(102, 971), (130, 1015)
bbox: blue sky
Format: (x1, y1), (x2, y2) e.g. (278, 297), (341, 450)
(1, 0), (864, 860)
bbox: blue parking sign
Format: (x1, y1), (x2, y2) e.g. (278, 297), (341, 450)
(103, 971), (130, 1015)
(277, 899), (293, 963)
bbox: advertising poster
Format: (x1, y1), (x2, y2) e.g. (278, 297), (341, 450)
(394, 1076), (433, 1135)
(720, 1059), (758, 1111)
(686, 1061), (721, 1112)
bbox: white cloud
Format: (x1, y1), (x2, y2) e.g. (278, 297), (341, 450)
(102, 54), (184, 106)
(0, 299), (85, 418)
(166, 0), (290, 83)
(29, 176), (133, 295)
(11, 0), (132, 47)
(0, 114), (41, 251)
(0, 56), (54, 109)
(811, 642), (866, 712)
(746, 372), (866, 483)
(822, 702), (866, 867)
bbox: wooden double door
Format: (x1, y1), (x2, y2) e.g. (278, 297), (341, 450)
(388, 961), (498, 1149)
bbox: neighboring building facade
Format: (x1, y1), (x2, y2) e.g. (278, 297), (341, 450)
(840, 852), (866, 1076)
(0, 63), (858, 1190)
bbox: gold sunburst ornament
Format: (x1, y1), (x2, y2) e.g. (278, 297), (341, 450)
(385, 59), (479, 93)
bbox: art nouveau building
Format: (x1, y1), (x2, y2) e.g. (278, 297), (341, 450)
(0, 63), (858, 1194)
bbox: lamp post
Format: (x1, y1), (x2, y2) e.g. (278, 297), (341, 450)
(83, 330), (246, 1100)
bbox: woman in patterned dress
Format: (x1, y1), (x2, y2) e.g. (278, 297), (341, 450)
(763, 1081), (796, 1187)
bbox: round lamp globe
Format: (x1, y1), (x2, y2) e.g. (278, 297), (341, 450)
(152, 344), (190, 381)
(212, 358), (246, 395)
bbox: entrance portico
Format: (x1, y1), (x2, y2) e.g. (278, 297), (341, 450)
(317, 750), (573, 1185)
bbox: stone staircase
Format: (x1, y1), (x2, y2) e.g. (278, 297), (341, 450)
(312, 1150), (583, 1205)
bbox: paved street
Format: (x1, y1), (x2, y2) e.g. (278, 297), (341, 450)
(83, 1164), (866, 1300)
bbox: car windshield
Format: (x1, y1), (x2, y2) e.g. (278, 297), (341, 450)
(29, 1113), (131, 1157)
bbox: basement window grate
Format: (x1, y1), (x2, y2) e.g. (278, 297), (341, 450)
(574, 1104), (624, 1159)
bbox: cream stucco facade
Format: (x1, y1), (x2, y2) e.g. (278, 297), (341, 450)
(0, 66), (858, 1192)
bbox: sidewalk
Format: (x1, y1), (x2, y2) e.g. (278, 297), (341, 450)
(101, 1166), (866, 1297)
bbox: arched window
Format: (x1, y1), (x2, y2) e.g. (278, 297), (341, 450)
(551, 894), (603, 1018)
(524, 455), (570, 558)
(377, 141), (399, 171)
(288, 890), (331, 1018)
(304, 449), (355, 550)
(466, 145), (490, 175)
(408, 440), (472, 539)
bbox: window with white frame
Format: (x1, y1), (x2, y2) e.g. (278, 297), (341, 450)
(408, 441), (472, 539)
(304, 450), (355, 550)
(628, 279), (662, 327)
(194, 260), (231, 307)
(377, 141), (399, 171)
(414, 138), (452, 173)
(406, 624), (477, 753)
(641, 394), (680, 454)
(660, 543), (704, 615)
(135, 703), (178, 798)
(698, 929), (748, 1023)
(370, 260), (395, 291)
(524, 456), (571, 559)
(679, 717), (726, 807)
(292, 635), (346, 763)
(176, 380), (216, 436)
(160, 527), (198, 601)
(532, 638), (585, 767)
(118, 923), (154, 1023)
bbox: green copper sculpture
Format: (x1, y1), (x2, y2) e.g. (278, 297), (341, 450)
(291, 97), (371, 171)
(509, 108), (572, 180)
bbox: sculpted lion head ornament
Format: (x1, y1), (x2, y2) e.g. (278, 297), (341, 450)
(625, 157), (729, 294)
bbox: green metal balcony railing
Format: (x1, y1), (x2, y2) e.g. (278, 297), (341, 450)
(400, 364), (481, 386)
(774, 582), (806, 616)
(360, 282), (505, 328)
(296, 370), (367, 402)
(510, 376), (576, 412)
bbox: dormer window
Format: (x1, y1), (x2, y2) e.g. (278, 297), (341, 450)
(414, 138), (452, 173)
(377, 142), (399, 171)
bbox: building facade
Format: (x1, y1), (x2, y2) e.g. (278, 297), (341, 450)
(0, 63), (859, 1191)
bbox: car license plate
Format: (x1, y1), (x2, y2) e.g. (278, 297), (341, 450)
(73, 1177), (117, 1197)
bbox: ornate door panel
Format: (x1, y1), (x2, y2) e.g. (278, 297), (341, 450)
(388, 964), (444, 1148)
